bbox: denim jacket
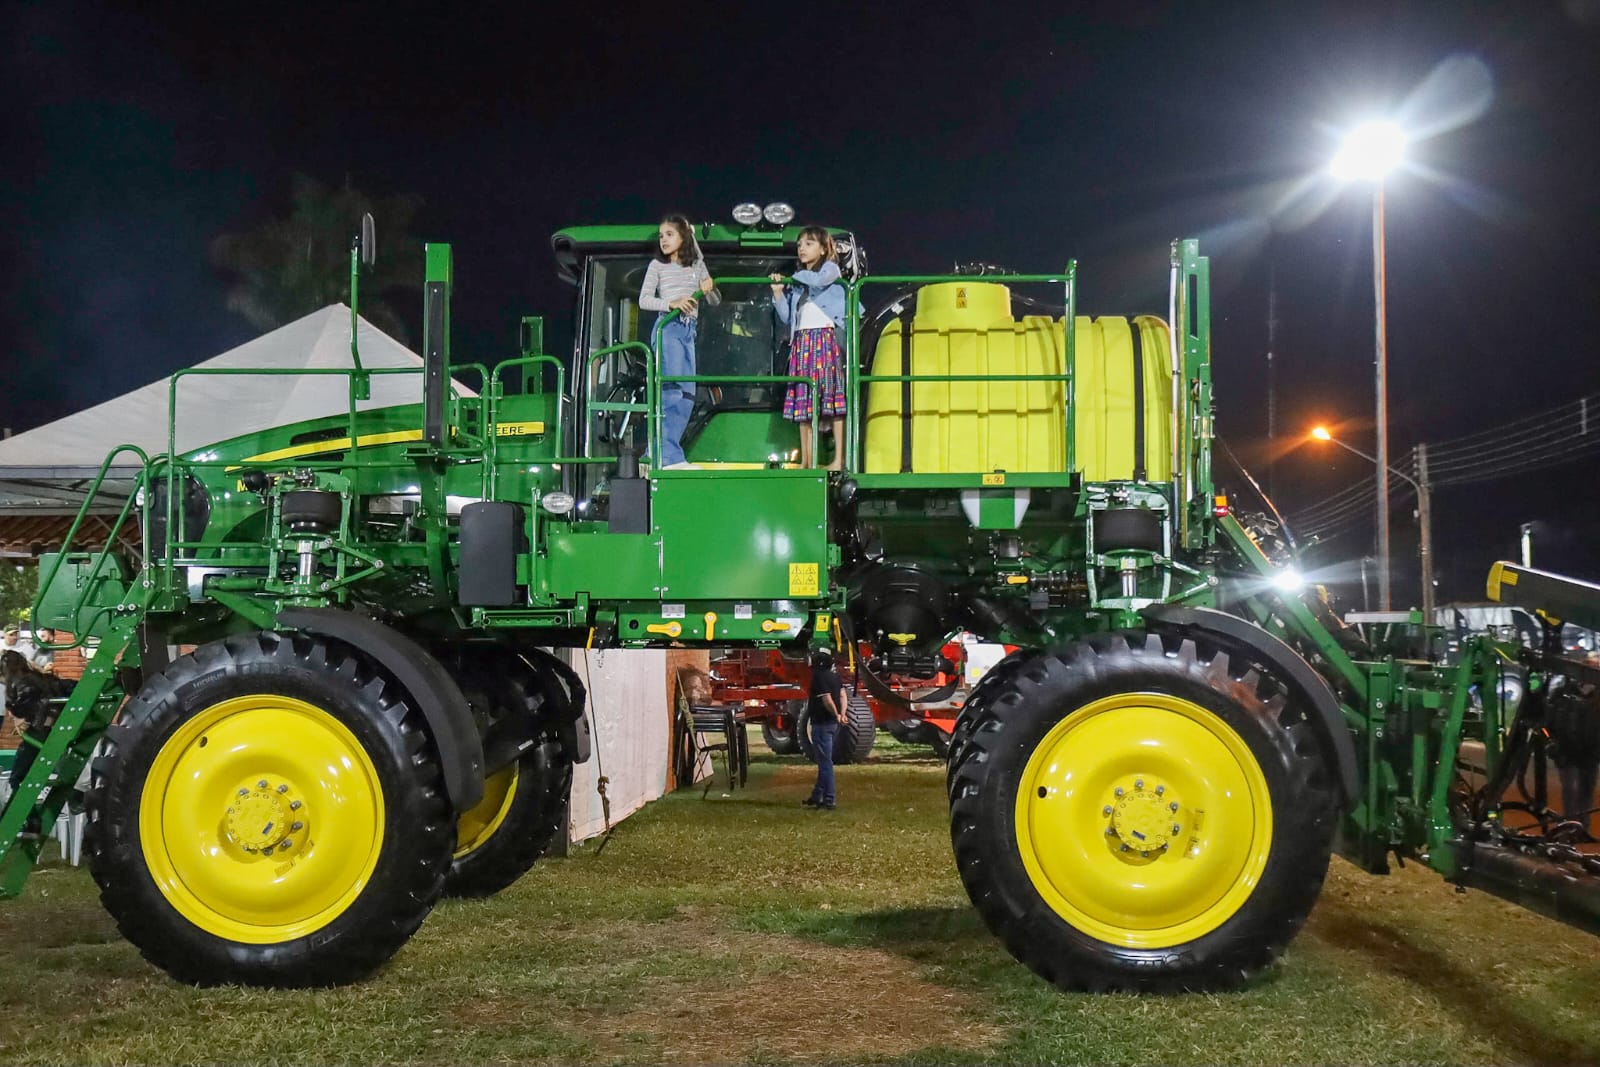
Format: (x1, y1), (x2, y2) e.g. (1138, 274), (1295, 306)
(773, 260), (849, 343)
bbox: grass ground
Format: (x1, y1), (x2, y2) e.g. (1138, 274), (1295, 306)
(1, 735), (1598, 1065)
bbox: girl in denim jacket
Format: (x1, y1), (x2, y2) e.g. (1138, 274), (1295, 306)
(771, 227), (849, 470)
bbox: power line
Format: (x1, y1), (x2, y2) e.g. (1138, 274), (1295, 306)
(1286, 390), (1600, 538)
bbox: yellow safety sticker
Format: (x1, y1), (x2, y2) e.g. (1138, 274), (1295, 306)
(815, 612), (832, 630)
(495, 421), (546, 437)
(982, 473), (1006, 486)
(789, 562), (820, 597)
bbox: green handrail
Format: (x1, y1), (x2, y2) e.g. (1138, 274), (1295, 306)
(583, 341), (656, 465)
(30, 443), (151, 652)
(489, 355), (569, 497)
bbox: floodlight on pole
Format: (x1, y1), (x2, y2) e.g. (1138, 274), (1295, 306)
(1328, 121), (1407, 182)
(1308, 427), (1434, 620)
(1330, 119), (1407, 610)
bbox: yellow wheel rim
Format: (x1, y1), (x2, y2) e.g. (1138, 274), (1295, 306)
(1015, 691), (1272, 949)
(454, 764), (519, 860)
(139, 694), (386, 944)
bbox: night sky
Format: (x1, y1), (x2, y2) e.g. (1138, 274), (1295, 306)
(4, 1), (1598, 605)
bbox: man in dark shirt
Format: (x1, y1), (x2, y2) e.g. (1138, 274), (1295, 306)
(803, 648), (848, 810)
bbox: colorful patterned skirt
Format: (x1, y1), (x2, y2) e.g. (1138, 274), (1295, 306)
(783, 327), (848, 422)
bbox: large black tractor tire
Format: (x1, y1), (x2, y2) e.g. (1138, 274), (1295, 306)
(946, 648), (1032, 793)
(87, 631), (454, 987)
(444, 651), (575, 899)
(797, 693), (877, 765)
(948, 630), (1337, 993)
(761, 701), (803, 755)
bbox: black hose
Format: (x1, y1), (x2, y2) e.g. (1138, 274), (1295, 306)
(1216, 436), (1300, 556)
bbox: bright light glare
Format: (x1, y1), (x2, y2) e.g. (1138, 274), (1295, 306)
(1330, 121), (1407, 181)
(1272, 568), (1306, 593)
(1310, 426), (1332, 441)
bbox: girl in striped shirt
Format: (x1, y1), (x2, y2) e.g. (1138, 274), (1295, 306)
(639, 215), (718, 467)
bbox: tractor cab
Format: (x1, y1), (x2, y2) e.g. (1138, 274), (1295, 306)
(550, 215), (862, 509)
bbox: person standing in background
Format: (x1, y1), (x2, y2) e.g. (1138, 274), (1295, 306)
(802, 648), (848, 810)
(1, 625), (33, 725)
(29, 628), (55, 675)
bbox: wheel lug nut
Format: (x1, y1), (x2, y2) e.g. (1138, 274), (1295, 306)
(1106, 828), (1116, 836)
(290, 801), (302, 810)
(258, 780), (268, 789)
(280, 841), (292, 851)
(1169, 801), (1179, 811)
(1172, 824), (1181, 835)
(1141, 850), (1150, 858)
(1102, 805), (1113, 816)
(262, 846), (274, 856)
(238, 788), (249, 797)
(1114, 787), (1124, 797)
(1155, 785), (1164, 795)
(277, 784), (289, 794)
(1120, 844), (1130, 852)
(291, 821), (304, 831)
(1134, 779), (1144, 790)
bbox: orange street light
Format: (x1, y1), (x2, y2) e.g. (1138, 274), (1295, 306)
(1309, 427), (1434, 619)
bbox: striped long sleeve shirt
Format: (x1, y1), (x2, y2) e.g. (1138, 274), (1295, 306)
(639, 258), (720, 318)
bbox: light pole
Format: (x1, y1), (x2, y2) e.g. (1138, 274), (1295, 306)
(1330, 121), (1407, 609)
(1311, 427), (1434, 620)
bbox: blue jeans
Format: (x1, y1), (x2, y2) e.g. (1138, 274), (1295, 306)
(658, 317), (697, 466)
(808, 718), (838, 804)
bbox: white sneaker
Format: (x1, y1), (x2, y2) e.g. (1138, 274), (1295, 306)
(663, 461), (702, 471)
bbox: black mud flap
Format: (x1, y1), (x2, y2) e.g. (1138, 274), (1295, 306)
(1141, 603), (1361, 809)
(277, 608), (486, 811)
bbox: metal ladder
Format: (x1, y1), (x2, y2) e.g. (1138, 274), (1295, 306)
(0, 598), (147, 896)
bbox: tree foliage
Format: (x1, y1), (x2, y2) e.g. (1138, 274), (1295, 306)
(0, 562), (35, 628)
(209, 174), (424, 344)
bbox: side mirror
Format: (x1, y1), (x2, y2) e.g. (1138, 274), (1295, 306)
(360, 212), (376, 267)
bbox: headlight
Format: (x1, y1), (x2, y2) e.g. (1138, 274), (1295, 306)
(1271, 568), (1305, 593)
(762, 201), (795, 225)
(541, 491), (576, 516)
(731, 202), (762, 225)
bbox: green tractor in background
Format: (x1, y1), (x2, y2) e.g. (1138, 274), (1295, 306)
(3, 206), (1598, 994)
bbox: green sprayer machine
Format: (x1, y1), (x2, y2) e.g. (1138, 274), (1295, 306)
(3, 209), (1598, 992)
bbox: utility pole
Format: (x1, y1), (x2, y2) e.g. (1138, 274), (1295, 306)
(1266, 261), (1278, 498)
(1415, 443), (1434, 621)
(1374, 183), (1392, 610)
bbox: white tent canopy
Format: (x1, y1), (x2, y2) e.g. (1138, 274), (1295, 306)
(0, 305), (441, 473)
